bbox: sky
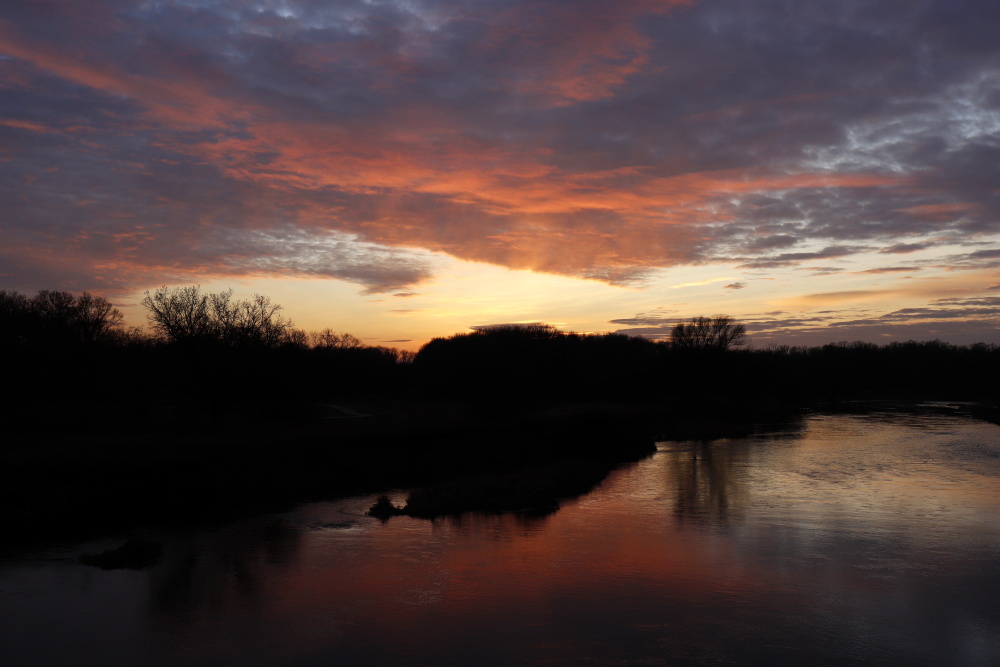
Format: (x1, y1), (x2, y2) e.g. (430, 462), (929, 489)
(2, 0), (999, 349)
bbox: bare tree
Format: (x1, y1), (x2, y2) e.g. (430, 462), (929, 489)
(0, 290), (31, 346)
(233, 293), (293, 347)
(27, 290), (123, 344)
(212, 291), (293, 347)
(30, 290), (77, 328)
(74, 292), (125, 344)
(142, 286), (293, 347)
(141, 286), (213, 343)
(670, 315), (747, 351)
(282, 327), (309, 348)
(309, 328), (364, 349)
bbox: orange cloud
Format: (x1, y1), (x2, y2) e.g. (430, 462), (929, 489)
(482, 1), (694, 106)
(897, 202), (979, 219)
(0, 118), (51, 133)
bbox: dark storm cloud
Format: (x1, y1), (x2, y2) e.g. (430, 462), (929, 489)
(1, 0), (999, 297)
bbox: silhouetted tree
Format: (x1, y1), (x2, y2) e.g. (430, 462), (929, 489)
(0, 290), (32, 346)
(412, 323), (669, 403)
(0, 289), (126, 347)
(71, 292), (126, 344)
(282, 328), (309, 349)
(309, 328), (364, 349)
(670, 315), (747, 351)
(142, 285), (214, 344)
(211, 291), (294, 348)
(141, 285), (293, 348)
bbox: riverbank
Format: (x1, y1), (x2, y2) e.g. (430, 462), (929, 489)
(1, 400), (672, 546)
(9, 396), (991, 548)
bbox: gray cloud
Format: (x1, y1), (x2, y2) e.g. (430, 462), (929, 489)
(737, 245), (868, 269)
(880, 243), (932, 254)
(801, 267), (847, 276)
(608, 316), (674, 327)
(607, 308), (678, 327)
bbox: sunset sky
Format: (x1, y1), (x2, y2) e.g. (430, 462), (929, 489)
(2, 0), (999, 349)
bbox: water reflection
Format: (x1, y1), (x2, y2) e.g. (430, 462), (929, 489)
(666, 440), (747, 527)
(432, 511), (550, 540)
(148, 518), (301, 620)
(2, 408), (999, 666)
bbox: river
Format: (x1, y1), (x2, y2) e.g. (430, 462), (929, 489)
(2, 404), (999, 665)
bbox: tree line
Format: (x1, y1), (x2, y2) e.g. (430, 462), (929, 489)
(0, 286), (748, 356)
(0, 289), (133, 348)
(2, 286), (997, 434)
(0, 285), (401, 354)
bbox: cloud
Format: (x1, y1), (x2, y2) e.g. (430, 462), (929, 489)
(669, 277), (736, 289)
(608, 307), (678, 327)
(789, 290), (901, 307)
(614, 292), (1000, 345)
(931, 296), (1000, 307)
(741, 235), (800, 253)
(800, 267), (846, 276)
(737, 245), (870, 269)
(725, 282), (746, 289)
(938, 248), (1000, 271)
(880, 243), (932, 255)
(608, 316), (675, 327)
(0, 0), (998, 299)
(858, 267), (920, 274)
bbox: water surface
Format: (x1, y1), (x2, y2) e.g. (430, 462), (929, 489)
(2, 406), (999, 665)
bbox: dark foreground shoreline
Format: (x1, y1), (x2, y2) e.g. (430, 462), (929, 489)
(3, 396), (996, 551)
(1, 400), (664, 547)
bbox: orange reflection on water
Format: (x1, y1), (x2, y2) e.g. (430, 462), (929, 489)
(137, 409), (1000, 665)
